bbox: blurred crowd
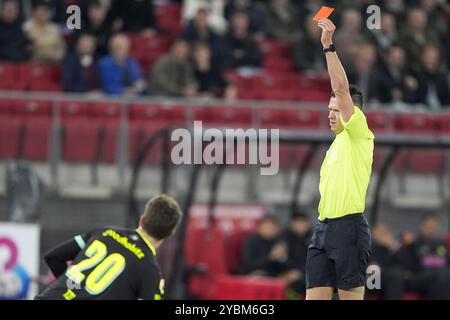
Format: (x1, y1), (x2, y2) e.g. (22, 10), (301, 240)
(0, 0), (449, 108)
(237, 212), (450, 300)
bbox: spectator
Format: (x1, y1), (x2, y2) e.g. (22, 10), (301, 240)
(415, 45), (450, 109)
(292, 16), (326, 74)
(63, 34), (99, 93)
(419, 0), (448, 41)
(24, 3), (66, 64)
(369, 224), (405, 300)
(182, 8), (225, 66)
(333, 9), (368, 69)
(239, 215), (302, 289)
(261, 0), (301, 42)
(224, 0), (265, 37)
(192, 42), (237, 101)
(282, 212), (312, 298)
(381, 0), (406, 23)
(347, 42), (378, 103)
(149, 40), (197, 97)
(0, 0), (30, 62)
(367, 12), (399, 58)
(399, 8), (440, 72)
(109, 0), (156, 35)
(98, 33), (145, 96)
(182, 0), (228, 35)
(398, 214), (450, 299)
(223, 10), (263, 70)
(372, 46), (419, 104)
(74, 0), (112, 58)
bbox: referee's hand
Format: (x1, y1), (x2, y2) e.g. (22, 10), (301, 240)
(318, 18), (336, 48)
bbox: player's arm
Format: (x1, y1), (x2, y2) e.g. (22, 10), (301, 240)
(318, 19), (354, 122)
(44, 234), (89, 277)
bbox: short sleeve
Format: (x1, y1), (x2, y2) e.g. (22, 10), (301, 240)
(340, 107), (372, 139)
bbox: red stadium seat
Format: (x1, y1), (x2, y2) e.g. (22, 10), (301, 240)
(2, 99), (52, 160)
(214, 275), (285, 300)
(297, 88), (330, 102)
(278, 108), (322, 129)
(0, 99), (15, 115)
(130, 103), (187, 125)
(394, 113), (437, 134)
(436, 114), (450, 133)
(0, 116), (22, 159)
(0, 63), (18, 89)
(60, 100), (90, 122)
(262, 57), (293, 72)
(202, 106), (253, 128)
(129, 120), (170, 164)
(89, 102), (122, 123)
(14, 99), (52, 119)
(393, 113), (443, 173)
(366, 110), (394, 133)
(185, 223), (228, 299)
(259, 39), (292, 58)
(18, 64), (54, 90)
(22, 118), (51, 160)
(59, 101), (99, 162)
(62, 120), (100, 162)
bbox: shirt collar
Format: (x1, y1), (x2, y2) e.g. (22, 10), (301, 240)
(135, 228), (157, 256)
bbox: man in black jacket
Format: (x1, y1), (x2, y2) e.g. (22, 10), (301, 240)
(0, 0), (30, 62)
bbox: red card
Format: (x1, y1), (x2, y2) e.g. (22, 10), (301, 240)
(313, 6), (334, 21)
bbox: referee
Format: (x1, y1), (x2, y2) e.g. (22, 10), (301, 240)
(305, 19), (374, 300)
(35, 194), (182, 300)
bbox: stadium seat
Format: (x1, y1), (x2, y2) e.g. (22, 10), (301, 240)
(214, 275), (285, 300)
(14, 99), (52, 119)
(0, 98), (14, 115)
(128, 120), (171, 164)
(393, 113), (443, 173)
(366, 110), (394, 133)
(89, 102), (122, 123)
(0, 116), (22, 159)
(18, 63), (54, 90)
(185, 223), (228, 299)
(394, 113), (436, 133)
(278, 108), (322, 129)
(436, 114), (450, 133)
(60, 100), (90, 122)
(62, 120), (100, 162)
(22, 118), (51, 160)
(262, 57), (293, 72)
(0, 63), (17, 89)
(130, 103), (187, 125)
(58, 101), (103, 163)
(259, 39), (292, 58)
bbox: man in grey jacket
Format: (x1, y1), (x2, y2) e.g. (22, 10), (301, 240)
(149, 40), (198, 97)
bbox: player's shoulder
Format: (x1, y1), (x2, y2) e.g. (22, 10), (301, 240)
(85, 226), (135, 239)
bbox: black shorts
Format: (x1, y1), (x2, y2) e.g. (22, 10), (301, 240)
(305, 213), (371, 290)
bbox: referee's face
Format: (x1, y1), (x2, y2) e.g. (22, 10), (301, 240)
(328, 97), (344, 133)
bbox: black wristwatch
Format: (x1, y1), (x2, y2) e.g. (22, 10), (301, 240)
(323, 44), (336, 53)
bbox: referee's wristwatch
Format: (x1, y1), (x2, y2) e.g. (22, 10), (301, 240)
(323, 44), (336, 53)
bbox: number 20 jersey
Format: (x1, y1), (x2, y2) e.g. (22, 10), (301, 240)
(36, 227), (164, 300)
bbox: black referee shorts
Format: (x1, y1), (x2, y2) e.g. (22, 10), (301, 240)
(305, 213), (371, 290)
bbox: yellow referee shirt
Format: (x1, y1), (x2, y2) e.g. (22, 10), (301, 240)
(318, 106), (374, 221)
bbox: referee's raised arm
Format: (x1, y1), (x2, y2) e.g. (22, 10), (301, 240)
(318, 19), (354, 122)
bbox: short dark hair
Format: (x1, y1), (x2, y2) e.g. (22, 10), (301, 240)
(259, 214), (278, 226)
(142, 194), (182, 240)
(331, 84), (364, 110)
(421, 213), (438, 224)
